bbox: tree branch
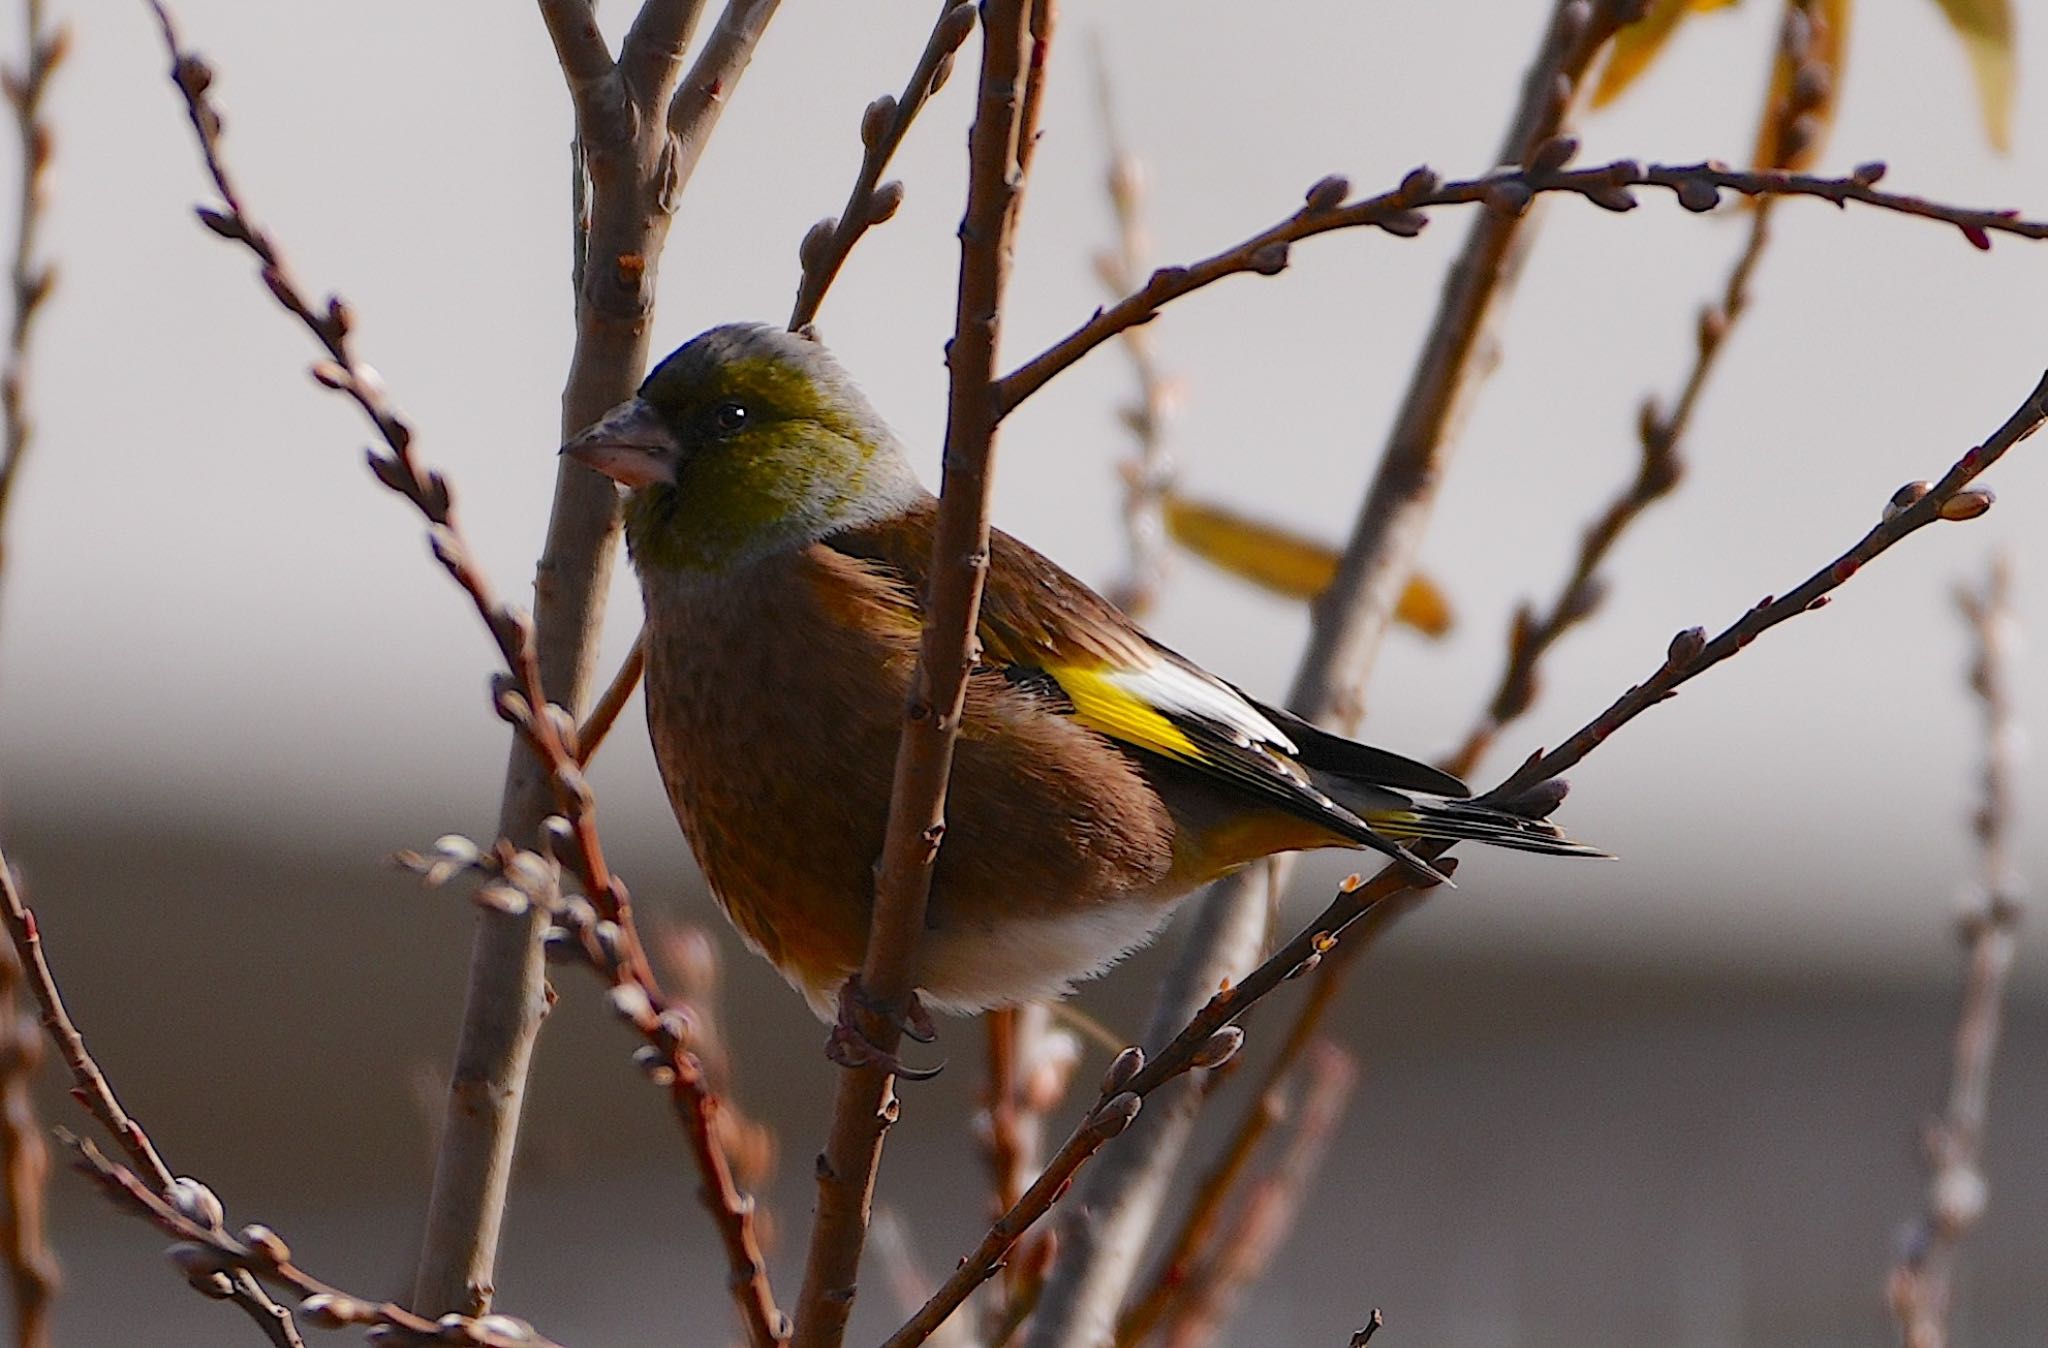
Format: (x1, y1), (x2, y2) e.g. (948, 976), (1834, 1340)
(1888, 553), (2026, 1348)
(1445, 196), (1773, 777)
(1019, 6), (1627, 1342)
(890, 365), (2046, 1348)
(147, 8), (785, 1336)
(792, 5), (1042, 1346)
(0, 9), (66, 1340)
(788, 0), (979, 332)
(0, 0), (63, 609)
(416, 0), (779, 1313)
(2, 849), (304, 1347)
(1153, 1042), (1357, 1348)
(998, 155), (2045, 423)
(66, 1133), (555, 1348)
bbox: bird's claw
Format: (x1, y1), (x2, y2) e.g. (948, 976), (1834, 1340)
(826, 977), (945, 1080)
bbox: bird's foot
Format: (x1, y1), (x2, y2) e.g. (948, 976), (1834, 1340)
(826, 977), (945, 1081)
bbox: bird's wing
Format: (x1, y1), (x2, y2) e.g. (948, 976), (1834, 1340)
(821, 503), (1429, 850)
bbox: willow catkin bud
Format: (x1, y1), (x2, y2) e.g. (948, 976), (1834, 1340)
(867, 180), (906, 225)
(859, 95), (896, 149)
(1884, 480), (1933, 520)
(1100, 1046), (1145, 1095)
(1190, 1025), (1244, 1069)
(1302, 173), (1350, 212)
(1939, 489), (1995, 522)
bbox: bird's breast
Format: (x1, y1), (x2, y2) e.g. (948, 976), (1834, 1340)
(636, 546), (1184, 1014)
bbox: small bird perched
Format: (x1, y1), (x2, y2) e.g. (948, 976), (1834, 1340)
(566, 324), (1603, 1024)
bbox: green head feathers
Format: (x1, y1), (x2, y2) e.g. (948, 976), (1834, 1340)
(564, 323), (925, 572)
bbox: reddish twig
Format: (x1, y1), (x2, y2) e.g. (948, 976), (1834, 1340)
(997, 155), (2048, 422)
(64, 1133), (556, 1348)
(0, 8), (66, 1341)
(1888, 554), (2026, 1348)
(887, 368), (2046, 1348)
(1113, 980), (1338, 1347)
(1154, 1043), (1358, 1348)
(572, 631), (645, 765)
(0, 0), (63, 604)
(1445, 199), (1773, 776)
(148, 10), (783, 1340)
(789, 0), (978, 331)
(792, 6), (1046, 1346)
(1, 855), (302, 1347)
(149, 0), (645, 965)
(0, 941), (53, 1348)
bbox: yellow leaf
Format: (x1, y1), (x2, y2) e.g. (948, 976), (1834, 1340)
(1395, 572), (1454, 639)
(1160, 493), (1453, 637)
(1753, 0), (1852, 171)
(1592, 0), (1742, 108)
(1928, 0), (2015, 150)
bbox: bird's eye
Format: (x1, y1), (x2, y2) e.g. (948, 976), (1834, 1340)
(712, 401), (748, 433)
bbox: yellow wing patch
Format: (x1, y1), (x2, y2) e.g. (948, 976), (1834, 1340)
(1049, 664), (1200, 762)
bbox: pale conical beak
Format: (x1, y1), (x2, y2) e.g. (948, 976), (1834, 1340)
(561, 397), (680, 488)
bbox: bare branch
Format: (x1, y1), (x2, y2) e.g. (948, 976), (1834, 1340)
(789, 1), (978, 331)
(0, 935), (54, 1348)
(999, 155), (2046, 421)
(537, 0), (618, 111)
(667, 0), (783, 166)
(1154, 1043), (1358, 1348)
(148, 10), (784, 1337)
(1021, 6), (1624, 1342)
(0, 0), (64, 605)
(619, 0), (706, 106)
(1444, 198), (1773, 776)
(793, 6), (1044, 1347)
(0, 8), (67, 1339)
(1888, 554), (2026, 1348)
(891, 367), (2047, 1347)
(415, 0), (780, 1312)
(66, 1134), (556, 1348)
(573, 631), (645, 764)
(2, 851), (303, 1346)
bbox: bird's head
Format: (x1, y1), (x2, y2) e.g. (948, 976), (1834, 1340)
(564, 323), (923, 572)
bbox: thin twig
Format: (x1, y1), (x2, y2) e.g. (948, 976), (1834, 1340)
(886, 368), (2046, 1348)
(792, 6), (1044, 1346)
(1091, 41), (1177, 620)
(573, 631), (645, 764)
(978, 1003), (1074, 1333)
(65, 1133), (557, 1348)
(1, 854), (303, 1346)
(1159, 38), (1802, 1294)
(1446, 197), (1772, 775)
(789, 0), (978, 331)
(998, 156), (2047, 423)
(0, 0), (63, 605)
(1113, 981), (1336, 1347)
(1888, 554), (2026, 1348)
(1021, 7), (1624, 1343)
(147, 9), (784, 1338)
(0, 8), (66, 1340)
(0, 942), (53, 1348)
(1154, 1043), (1358, 1348)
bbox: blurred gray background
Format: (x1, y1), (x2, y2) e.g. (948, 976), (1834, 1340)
(1, 1), (2045, 1344)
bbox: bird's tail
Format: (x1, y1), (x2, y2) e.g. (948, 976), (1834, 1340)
(1363, 796), (1613, 860)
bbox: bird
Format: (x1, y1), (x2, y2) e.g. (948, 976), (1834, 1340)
(565, 322), (1605, 1031)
